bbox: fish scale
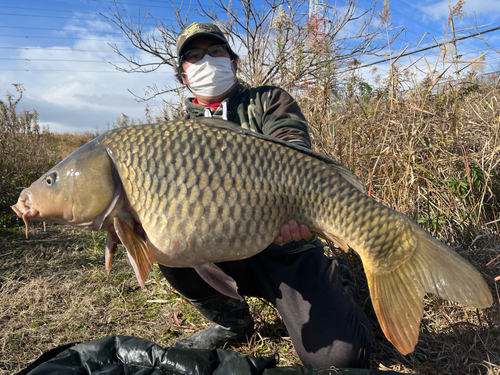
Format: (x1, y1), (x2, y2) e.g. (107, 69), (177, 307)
(106, 122), (279, 263)
(12, 118), (492, 355)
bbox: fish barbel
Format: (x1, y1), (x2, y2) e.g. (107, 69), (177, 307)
(12, 118), (492, 355)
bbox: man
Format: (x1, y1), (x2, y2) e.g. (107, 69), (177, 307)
(158, 22), (373, 369)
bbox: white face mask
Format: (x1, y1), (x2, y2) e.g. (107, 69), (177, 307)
(184, 55), (236, 97)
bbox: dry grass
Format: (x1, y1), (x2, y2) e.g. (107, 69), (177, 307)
(0, 85), (96, 221)
(300, 71), (500, 261)
(48, 132), (99, 161)
(1, 224), (498, 374)
(297, 71), (500, 373)
(0, 225), (300, 374)
(302, 74), (500, 242)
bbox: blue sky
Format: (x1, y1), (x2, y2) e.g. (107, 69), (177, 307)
(1, 0), (499, 133)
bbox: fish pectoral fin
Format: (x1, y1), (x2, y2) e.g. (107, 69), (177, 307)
(365, 224), (493, 356)
(366, 267), (424, 355)
(194, 263), (243, 301)
(113, 216), (153, 289)
(105, 232), (118, 275)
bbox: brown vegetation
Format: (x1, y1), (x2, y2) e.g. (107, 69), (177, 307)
(0, 85), (57, 217)
(300, 72), (500, 374)
(0, 225), (301, 373)
(0, 85), (96, 223)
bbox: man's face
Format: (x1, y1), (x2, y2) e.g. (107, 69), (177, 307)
(180, 35), (237, 87)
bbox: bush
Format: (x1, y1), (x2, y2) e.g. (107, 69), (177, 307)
(0, 85), (58, 224)
(299, 69), (500, 248)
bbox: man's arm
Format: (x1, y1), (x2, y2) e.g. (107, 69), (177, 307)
(255, 88), (315, 244)
(260, 88), (312, 149)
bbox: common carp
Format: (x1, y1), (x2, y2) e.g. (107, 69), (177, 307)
(12, 118), (492, 355)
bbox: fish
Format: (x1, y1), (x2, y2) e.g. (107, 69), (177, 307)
(12, 118), (492, 355)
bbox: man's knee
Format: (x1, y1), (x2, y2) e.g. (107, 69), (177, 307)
(299, 328), (372, 369)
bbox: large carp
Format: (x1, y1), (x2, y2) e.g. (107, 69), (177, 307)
(12, 119), (492, 355)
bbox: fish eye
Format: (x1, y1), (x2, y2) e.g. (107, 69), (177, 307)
(45, 172), (58, 186)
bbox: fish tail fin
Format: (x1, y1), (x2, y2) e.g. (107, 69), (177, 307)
(411, 231), (492, 307)
(366, 266), (424, 355)
(113, 216), (153, 289)
(365, 223), (492, 355)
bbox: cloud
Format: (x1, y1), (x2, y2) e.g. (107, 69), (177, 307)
(418, 0), (500, 23)
(0, 17), (178, 134)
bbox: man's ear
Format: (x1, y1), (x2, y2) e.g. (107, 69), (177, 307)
(181, 72), (188, 85)
(231, 60), (238, 73)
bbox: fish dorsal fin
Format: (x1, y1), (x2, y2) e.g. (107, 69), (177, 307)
(327, 162), (364, 193)
(113, 216), (153, 289)
(194, 263), (243, 301)
(189, 118), (365, 193)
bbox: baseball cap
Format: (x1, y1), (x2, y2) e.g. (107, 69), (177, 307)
(176, 22), (229, 62)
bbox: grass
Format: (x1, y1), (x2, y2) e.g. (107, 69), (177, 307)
(1, 224), (498, 374)
(0, 225), (301, 373)
(296, 68), (500, 373)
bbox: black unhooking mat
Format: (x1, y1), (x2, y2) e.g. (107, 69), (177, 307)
(16, 335), (408, 375)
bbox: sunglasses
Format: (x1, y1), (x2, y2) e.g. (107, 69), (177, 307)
(182, 44), (228, 63)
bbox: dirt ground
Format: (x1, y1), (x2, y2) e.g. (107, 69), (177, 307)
(1, 223), (499, 374)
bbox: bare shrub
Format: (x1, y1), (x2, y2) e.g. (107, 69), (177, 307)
(0, 85), (58, 218)
(103, 0), (395, 102)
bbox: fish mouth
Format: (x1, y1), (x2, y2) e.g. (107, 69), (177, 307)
(11, 188), (40, 238)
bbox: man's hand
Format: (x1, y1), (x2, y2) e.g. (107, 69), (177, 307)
(273, 219), (313, 245)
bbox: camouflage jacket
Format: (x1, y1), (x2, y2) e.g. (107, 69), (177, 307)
(183, 82), (312, 149)
(183, 82), (322, 255)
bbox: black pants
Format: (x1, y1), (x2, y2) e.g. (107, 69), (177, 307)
(159, 245), (372, 369)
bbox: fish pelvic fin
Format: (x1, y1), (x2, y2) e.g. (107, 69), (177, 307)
(105, 232), (118, 275)
(365, 221), (493, 355)
(194, 263), (243, 301)
(113, 216), (153, 289)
